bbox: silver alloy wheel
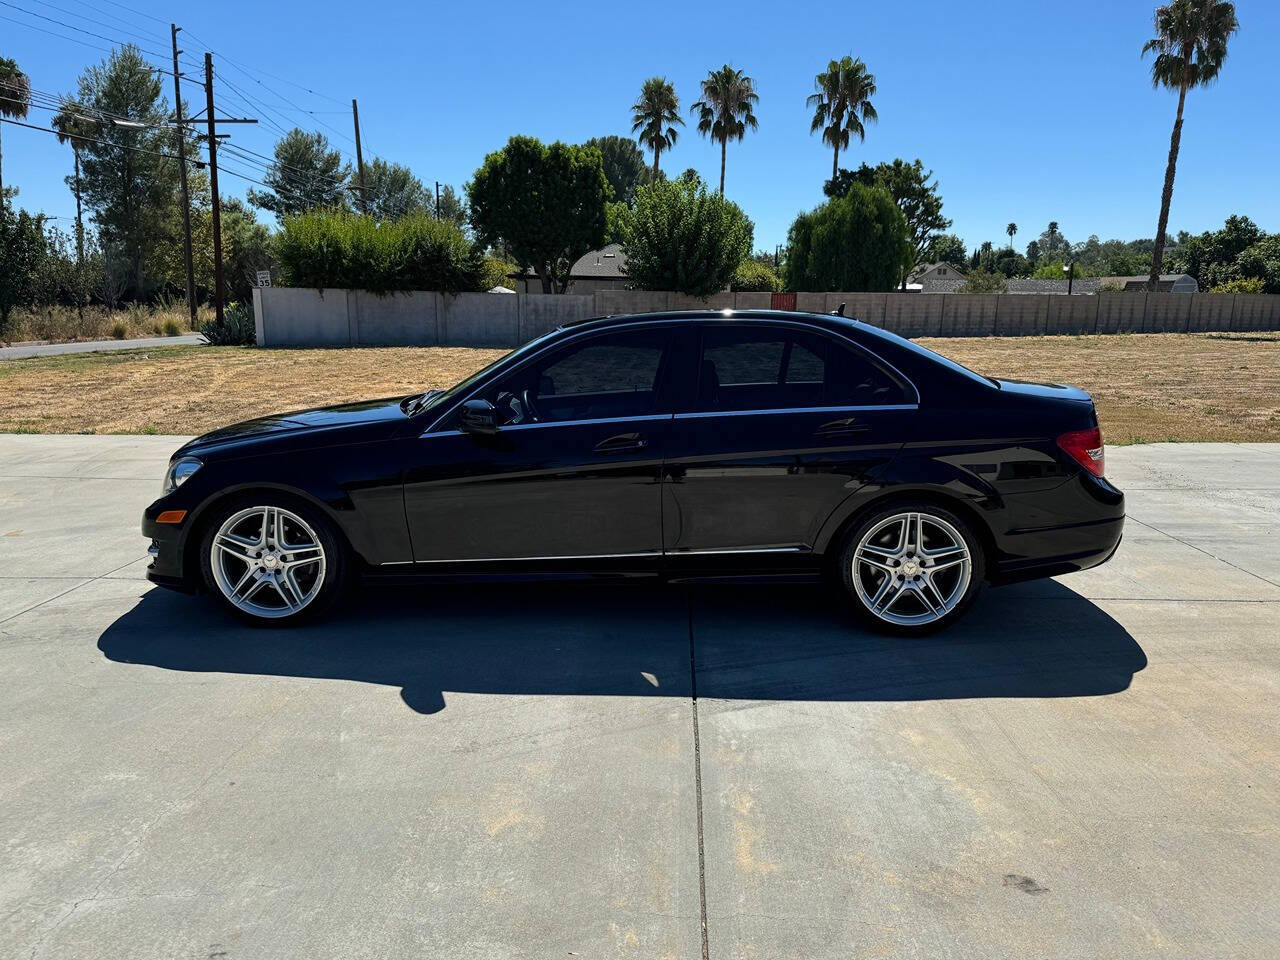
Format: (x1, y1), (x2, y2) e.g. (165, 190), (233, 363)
(852, 511), (972, 627)
(209, 505), (326, 619)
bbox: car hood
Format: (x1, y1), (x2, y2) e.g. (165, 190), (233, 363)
(994, 378), (1093, 404)
(177, 396), (411, 457)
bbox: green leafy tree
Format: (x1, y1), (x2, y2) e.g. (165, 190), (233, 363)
(361, 157), (429, 222)
(277, 209), (483, 294)
(731, 259), (780, 292)
(1036, 221), (1071, 260)
(248, 128), (351, 224)
(807, 56), (877, 180)
(957, 268), (1007, 293)
(926, 234), (967, 268)
(0, 57), (31, 211)
(1142, 0), (1239, 290)
(584, 135), (652, 206)
(468, 136), (611, 293)
(826, 159), (950, 281)
(617, 177), (753, 297)
(691, 65), (759, 195)
(783, 182), (911, 292)
(1025, 239), (1041, 266)
(1170, 216), (1280, 292)
(72, 46), (191, 300)
(432, 184), (467, 227)
(0, 207), (47, 335)
(631, 77), (683, 178)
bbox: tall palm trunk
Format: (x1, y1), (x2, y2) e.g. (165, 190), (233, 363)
(0, 121), (5, 212)
(653, 145), (660, 179)
(1149, 80), (1188, 291)
(832, 143), (840, 181)
(718, 137), (726, 195)
(73, 150), (85, 320)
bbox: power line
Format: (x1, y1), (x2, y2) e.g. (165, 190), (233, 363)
(67, 0), (168, 27)
(32, 0), (166, 48)
(0, 11), (191, 84)
(181, 28), (348, 106)
(0, 0), (171, 61)
(1, 115), (269, 188)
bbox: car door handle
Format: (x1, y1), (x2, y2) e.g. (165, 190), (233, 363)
(594, 432), (648, 453)
(815, 418), (869, 437)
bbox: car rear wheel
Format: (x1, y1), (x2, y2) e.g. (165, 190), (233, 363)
(839, 503), (985, 634)
(199, 496), (347, 626)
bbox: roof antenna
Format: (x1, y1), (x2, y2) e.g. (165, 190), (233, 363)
(831, 302), (846, 317)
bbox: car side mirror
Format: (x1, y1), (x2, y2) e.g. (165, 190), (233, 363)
(459, 398), (499, 436)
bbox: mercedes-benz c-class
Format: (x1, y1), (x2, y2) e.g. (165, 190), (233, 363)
(143, 310), (1124, 633)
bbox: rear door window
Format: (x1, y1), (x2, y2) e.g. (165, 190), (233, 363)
(696, 327), (907, 411)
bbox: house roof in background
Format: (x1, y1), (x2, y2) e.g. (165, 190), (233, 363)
(520, 243), (628, 280)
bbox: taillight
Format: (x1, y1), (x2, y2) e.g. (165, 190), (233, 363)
(1057, 426), (1105, 478)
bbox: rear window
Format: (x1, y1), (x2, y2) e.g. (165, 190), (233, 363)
(697, 327), (909, 411)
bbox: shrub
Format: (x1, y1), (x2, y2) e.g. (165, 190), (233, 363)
(276, 210), (485, 294)
(201, 302), (256, 346)
(110, 321), (127, 339)
(618, 178), (753, 297)
(1209, 276), (1265, 294)
(783, 183), (912, 292)
(957, 268), (1008, 293)
(480, 255), (519, 291)
(162, 318), (182, 336)
(731, 259), (780, 292)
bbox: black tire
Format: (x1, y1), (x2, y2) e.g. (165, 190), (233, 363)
(837, 501), (985, 635)
(198, 493), (349, 627)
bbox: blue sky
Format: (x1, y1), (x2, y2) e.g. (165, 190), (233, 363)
(4, 0), (1276, 253)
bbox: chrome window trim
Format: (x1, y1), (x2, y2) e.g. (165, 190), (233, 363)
(674, 403), (918, 420)
(499, 413), (673, 433)
(419, 314), (921, 437)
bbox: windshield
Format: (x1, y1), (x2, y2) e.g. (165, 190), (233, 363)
(412, 327), (565, 415)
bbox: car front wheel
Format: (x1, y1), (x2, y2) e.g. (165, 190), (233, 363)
(839, 503), (985, 634)
(199, 496), (347, 625)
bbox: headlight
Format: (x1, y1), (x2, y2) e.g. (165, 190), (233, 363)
(162, 457), (202, 494)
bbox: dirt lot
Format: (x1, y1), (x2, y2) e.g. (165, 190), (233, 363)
(0, 332), (1276, 442)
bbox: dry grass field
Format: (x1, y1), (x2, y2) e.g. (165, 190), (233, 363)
(4, 304), (211, 344)
(0, 332), (1276, 442)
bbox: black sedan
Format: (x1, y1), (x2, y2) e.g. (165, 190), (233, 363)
(143, 310), (1124, 633)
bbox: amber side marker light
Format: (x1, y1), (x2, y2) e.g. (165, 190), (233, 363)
(156, 510), (188, 524)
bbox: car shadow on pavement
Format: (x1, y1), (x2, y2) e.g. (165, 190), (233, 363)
(97, 578), (1146, 715)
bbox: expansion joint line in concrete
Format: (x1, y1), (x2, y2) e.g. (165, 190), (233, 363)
(687, 589), (710, 960)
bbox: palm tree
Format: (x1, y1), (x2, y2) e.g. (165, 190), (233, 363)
(631, 77), (683, 179)
(806, 56), (877, 180)
(1142, 0), (1239, 290)
(691, 65), (759, 195)
(1006, 222), (1018, 250)
(52, 100), (97, 319)
(0, 57), (32, 211)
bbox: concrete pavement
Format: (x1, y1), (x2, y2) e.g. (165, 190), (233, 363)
(0, 334), (204, 361)
(0, 435), (1277, 959)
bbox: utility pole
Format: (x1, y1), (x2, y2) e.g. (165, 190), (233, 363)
(204, 52), (224, 327)
(171, 24), (196, 326)
(435, 180), (441, 219)
(351, 98), (368, 215)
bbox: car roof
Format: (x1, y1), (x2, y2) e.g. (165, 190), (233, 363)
(559, 309), (862, 336)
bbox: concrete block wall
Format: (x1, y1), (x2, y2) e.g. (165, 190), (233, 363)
(255, 287), (1280, 347)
